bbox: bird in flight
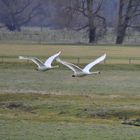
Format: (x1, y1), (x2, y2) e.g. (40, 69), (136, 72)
(19, 51), (61, 71)
(57, 54), (106, 77)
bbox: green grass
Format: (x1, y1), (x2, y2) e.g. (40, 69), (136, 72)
(0, 43), (140, 139)
(0, 120), (140, 140)
(0, 93), (140, 120)
(0, 43), (140, 65)
(0, 43), (140, 61)
(0, 64), (140, 96)
(0, 93), (140, 140)
(0, 65), (140, 139)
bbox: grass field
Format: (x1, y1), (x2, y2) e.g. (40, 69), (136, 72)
(1, 43), (140, 57)
(0, 43), (140, 140)
(0, 43), (140, 64)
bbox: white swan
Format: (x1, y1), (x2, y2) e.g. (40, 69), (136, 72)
(19, 51), (61, 71)
(57, 54), (106, 77)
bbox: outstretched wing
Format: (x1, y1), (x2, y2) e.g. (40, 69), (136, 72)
(56, 57), (82, 74)
(83, 54), (106, 73)
(44, 51), (61, 67)
(19, 56), (44, 67)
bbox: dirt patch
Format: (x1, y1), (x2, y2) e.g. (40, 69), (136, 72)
(0, 101), (33, 112)
(122, 118), (140, 127)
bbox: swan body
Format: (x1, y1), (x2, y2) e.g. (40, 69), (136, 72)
(19, 51), (61, 71)
(57, 54), (106, 77)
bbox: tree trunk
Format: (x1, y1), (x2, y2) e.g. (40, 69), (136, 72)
(16, 25), (21, 32)
(87, 0), (96, 43)
(116, 0), (124, 44)
(89, 27), (96, 43)
(116, 25), (126, 44)
(116, 0), (132, 44)
(6, 24), (16, 31)
(116, 33), (125, 44)
(6, 24), (21, 32)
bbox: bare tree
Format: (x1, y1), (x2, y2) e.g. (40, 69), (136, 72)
(116, 0), (140, 44)
(44, 0), (76, 29)
(0, 0), (40, 31)
(65, 0), (106, 43)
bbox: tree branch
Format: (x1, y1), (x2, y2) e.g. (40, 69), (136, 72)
(1, 0), (10, 7)
(19, 3), (41, 26)
(127, 25), (140, 28)
(65, 4), (88, 17)
(94, 0), (103, 15)
(96, 15), (106, 23)
(72, 24), (88, 31)
(14, 0), (33, 15)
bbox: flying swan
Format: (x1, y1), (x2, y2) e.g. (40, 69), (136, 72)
(19, 51), (61, 71)
(57, 54), (106, 77)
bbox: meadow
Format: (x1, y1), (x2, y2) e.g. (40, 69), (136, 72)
(0, 43), (140, 140)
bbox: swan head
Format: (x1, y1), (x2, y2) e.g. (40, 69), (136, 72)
(35, 68), (39, 71)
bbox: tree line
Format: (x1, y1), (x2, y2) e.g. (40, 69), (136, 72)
(0, 0), (140, 44)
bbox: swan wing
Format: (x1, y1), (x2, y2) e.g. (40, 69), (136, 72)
(44, 51), (61, 67)
(19, 56), (44, 67)
(57, 58), (82, 73)
(83, 54), (106, 73)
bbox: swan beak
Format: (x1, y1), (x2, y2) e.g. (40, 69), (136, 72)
(72, 75), (75, 77)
